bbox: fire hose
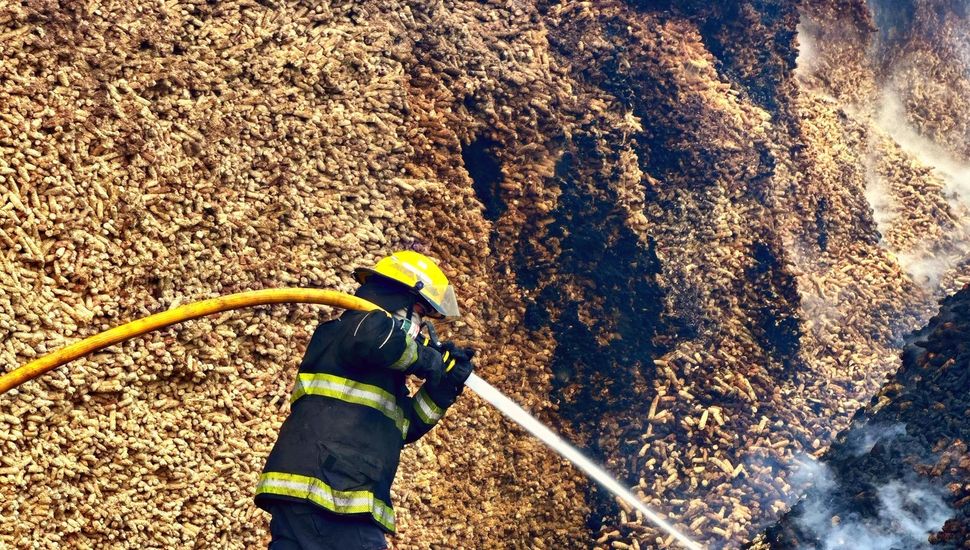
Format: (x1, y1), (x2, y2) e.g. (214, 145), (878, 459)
(0, 288), (702, 549)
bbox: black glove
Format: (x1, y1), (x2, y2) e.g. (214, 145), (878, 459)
(437, 341), (475, 393)
(408, 344), (448, 386)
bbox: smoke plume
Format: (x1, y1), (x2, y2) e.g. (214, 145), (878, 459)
(872, 87), (970, 289)
(862, 160), (898, 238)
(795, 18), (823, 80)
(875, 90), (970, 203)
(847, 422), (906, 457)
(791, 454), (953, 550)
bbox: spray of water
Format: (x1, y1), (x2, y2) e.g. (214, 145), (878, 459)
(464, 373), (704, 550)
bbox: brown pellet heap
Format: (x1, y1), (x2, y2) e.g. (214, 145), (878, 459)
(1, 0), (968, 548)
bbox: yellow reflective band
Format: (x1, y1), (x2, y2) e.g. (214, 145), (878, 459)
(257, 472), (396, 532)
(389, 336), (418, 371)
(413, 387), (444, 425)
(291, 373), (409, 438)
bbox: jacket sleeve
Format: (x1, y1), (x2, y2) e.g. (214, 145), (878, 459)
(402, 382), (460, 444)
(336, 310), (441, 373)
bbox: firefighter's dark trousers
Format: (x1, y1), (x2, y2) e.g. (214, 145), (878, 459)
(267, 502), (388, 550)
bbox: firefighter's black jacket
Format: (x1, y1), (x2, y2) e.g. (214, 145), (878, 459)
(254, 309), (460, 533)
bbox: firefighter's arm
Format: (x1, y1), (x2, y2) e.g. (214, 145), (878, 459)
(338, 310), (447, 383)
(403, 345), (474, 444)
(402, 384), (452, 444)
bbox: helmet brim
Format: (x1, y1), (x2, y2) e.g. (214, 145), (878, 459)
(353, 268), (459, 319)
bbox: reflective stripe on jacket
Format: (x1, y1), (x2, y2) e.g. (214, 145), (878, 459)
(291, 372), (411, 438)
(256, 471), (396, 532)
(255, 309), (460, 533)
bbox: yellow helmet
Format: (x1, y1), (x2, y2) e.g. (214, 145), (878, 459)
(353, 251), (460, 319)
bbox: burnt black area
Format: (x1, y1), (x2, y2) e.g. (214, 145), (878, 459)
(564, 10), (804, 360)
(462, 136), (506, 222)
(743, 241), (804, 375)
(539, 5), (811, 534)
(868, 0), (918, 50)
(588, 16), (783, 196)
(624, 0), (799, 113)
(754, 287), (970, 549)
(750, 141), (777, 204)
(512, 127), (671, 531)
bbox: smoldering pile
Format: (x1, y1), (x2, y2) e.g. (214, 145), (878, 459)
(521, 1), (970, 548)
(528, 2), (962, 547)
(3, 0), (970, 548)
(750, 285), (970, 549)
(799, 0), (970, 296)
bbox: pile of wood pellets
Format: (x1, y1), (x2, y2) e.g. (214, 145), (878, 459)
(2, 0), (969, 548)
(0, 0), (591, 547)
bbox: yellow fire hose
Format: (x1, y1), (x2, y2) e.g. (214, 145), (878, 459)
(0, 287), (703, 548)
(0, 288), (381, 395)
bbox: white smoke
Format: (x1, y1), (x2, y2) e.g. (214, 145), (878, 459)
(796, 18), (823, 80)
(848, 422), (906, 456)
(789, 454), (836, 496)
(875, 90), (970, 202)
(871, 88), (970, 290)
(790, 451), (953, 549)
(895, 247), (970, 289)
(852, 0), (970, 291)
(862, 160), (898, 238)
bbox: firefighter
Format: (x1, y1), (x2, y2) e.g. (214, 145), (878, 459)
(254, 251), (474, 550)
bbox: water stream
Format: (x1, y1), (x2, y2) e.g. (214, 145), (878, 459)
(465, 373), (704, 550)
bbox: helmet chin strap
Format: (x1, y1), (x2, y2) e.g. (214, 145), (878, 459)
(388, 281), (429, 341)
